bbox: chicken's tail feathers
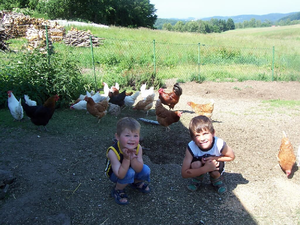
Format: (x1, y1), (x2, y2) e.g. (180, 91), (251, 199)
(138, 118), (160, 125)
(282, 131), (287, 138)
(132, 91), (140, 100)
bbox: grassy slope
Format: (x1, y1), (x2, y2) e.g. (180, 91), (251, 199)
(81, 24), (300, 53)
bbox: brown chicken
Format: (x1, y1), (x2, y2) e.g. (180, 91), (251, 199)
(133, 93), (155, 115)
(84, 96), (108, 123)
(187, 99), (214, 118)
(22, 94), (59, 130)
(155, 99), (182, 130)
(158, 83), (182, 109)
(277, 131), (296, 177)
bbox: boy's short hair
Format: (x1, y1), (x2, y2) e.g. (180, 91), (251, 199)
(116, 117), (141, 135)
(189, 115), (214, 139)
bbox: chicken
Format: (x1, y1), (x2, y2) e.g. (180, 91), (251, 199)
(108, 103), (121, 116)
(155, 99), (182, 130)
(124, 91), (140, 107)
(187, 99), (215, 118)
(102, 82), (110, 97)
(22, 94), (59, 130)
(109, 90), (126, 107)
(24, 95), (37, 106)
(70, 100), (87, 110)
(109, 82), (120, 96)
(140, 83), (154, 98)
(7, 91), (23, 121)
(277, 131), (296, 177)
(158, 83), (182, 109)
(85, 96), (108, 122)
(91, 91), (108, 103)
(133, 93), (155, 115)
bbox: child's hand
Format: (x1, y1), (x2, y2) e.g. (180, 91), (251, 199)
(122, 148), (137, 160)
(204, 159), (219, 171)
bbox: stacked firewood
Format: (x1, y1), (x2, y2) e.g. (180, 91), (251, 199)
(0, 27), (9, 51)
(64, 27), (104, 47)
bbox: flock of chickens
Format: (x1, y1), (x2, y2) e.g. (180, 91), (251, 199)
(6, 82), (300, 178)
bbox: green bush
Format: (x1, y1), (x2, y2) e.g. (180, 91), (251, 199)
(0, 50), (86, 108)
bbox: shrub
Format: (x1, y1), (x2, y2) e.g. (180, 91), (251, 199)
(0, 50), (86, 108)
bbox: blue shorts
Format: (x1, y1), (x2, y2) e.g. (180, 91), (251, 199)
(109, 164), (150, 184)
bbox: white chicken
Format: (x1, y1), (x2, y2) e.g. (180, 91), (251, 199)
(124, 91), (140, 107)
(140, 83), (154, 98)
(70, 100), (87, 110)
(91, 91), (109, 103)
(102, 82), (110, 97)
(24, 95), (37, 106)
(7, 90), (23, 121)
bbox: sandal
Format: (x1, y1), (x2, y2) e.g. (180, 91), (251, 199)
(210, 177), (227, 194)
(187, 176), (204, 191)
(111, 188), (129, 205)
(130, 182), (151, 193)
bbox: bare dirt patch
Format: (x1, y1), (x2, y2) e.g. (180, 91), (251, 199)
(1, 81), (300, 225)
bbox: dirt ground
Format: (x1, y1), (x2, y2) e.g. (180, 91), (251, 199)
(1, 80), (300, 225)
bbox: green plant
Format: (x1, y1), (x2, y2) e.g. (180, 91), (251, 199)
(0, 50), (86, 108)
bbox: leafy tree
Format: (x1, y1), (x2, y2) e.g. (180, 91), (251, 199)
(226, 18), (235, 30)
(162, 23), (173, 31)
(173, 21), (185, 32)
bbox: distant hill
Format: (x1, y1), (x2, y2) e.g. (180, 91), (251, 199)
(200, 12), (297, 23)
(155, 12), (298, 29)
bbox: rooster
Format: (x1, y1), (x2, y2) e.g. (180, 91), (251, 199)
(133, 93), (155, 115)
(187, 99), (214, 118)
(85, 96), (108, 123)
(277, 131), (296, 177)
(22, 94), (59, 130)
(7, 91), (24, 121)
(158, 83), (182, 109)
(155, 99), (182, 130)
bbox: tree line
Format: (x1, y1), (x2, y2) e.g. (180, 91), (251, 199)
(159, 18), (235, 33)
(0, 0), (157, 28)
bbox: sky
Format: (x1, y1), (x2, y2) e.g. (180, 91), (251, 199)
(149, 0), (300, 19)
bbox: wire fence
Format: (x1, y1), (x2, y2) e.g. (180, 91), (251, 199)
(2, 32), (300, 84)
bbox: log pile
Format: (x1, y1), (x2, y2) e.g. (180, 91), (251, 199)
(64, 27), (104, 47)
(0, 27), (9, 51)
(1, 11), (105, 51)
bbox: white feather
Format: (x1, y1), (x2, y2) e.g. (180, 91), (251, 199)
(70, 100), (87, 110)
(24, 94), (37, 106)
(7, 91), (23, 121)
(124, 91), (140, 107)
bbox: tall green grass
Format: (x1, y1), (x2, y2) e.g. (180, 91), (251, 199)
(3, 24), (300, 88)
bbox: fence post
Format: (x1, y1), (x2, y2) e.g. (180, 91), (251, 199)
(272, 46), (275, 81)
(153, 39), (156, 75)
(45, 25), (50, 64)
(90, 36), (97, 90)
(198, 43), (201, 81)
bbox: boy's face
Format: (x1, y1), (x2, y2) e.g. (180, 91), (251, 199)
(116, 128), (140, 151)
(193, 129), (214, 150)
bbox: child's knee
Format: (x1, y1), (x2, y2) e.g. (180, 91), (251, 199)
(191, 161), (202, 169)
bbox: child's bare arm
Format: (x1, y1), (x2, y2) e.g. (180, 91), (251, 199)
(209, 144), (235, 162)
(130, 147), (144, 172)
(181, 148), (219, 178)
(108, 150), (130, 179)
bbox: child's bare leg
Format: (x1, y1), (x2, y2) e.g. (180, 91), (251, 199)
(187, 161), (205, 191)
